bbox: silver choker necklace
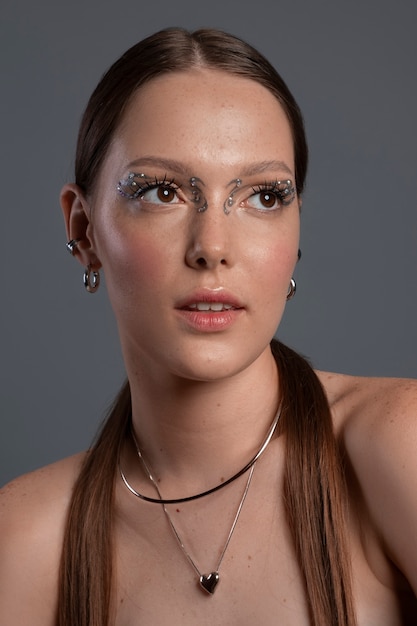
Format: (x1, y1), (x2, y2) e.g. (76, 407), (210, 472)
(119, 407), (281, 594)
(119, 405), (281, 504)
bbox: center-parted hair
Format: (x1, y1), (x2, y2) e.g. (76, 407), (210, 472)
(75, 27), (308, 196)
(59, 27), (356, 626)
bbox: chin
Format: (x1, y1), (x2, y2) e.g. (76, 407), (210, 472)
(170, 342), (273, 384)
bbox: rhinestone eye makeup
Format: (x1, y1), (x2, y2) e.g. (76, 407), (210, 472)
(117, 172), (296, 214)
(117, 172), (208, 212)
(274, 180), (296, 205)
(224, 179), (242, 215)
(117, 172), (148, 198)
(189, 177), (208, 213)
(224, 178), (296, 214)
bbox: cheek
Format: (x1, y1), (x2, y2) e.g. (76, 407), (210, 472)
(258, 251), (294, 310)
(251, 226), (299, 290)
(96, 223), (171, 306)
(246, 229), (299, 331)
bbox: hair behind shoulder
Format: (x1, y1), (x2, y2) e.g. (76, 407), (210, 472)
(58, 380), (131, 626)
(58, 342), (356, 626)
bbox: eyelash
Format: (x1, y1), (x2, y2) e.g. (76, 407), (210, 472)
(125, 176), (180, 200)
(250, 181), (296, 210)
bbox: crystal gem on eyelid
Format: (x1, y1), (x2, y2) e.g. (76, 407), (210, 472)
(117, 172), (147, 198)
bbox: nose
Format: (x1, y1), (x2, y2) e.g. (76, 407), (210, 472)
(185, 209), (231, 270)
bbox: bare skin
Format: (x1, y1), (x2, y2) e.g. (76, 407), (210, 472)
(1, 69), (416, 624)
(1, 373), (417, 625)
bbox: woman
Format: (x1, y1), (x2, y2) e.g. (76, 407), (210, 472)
(1, 27), (416, 626)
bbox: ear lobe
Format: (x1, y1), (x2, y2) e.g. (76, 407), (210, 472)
(60, 183), (101, 269)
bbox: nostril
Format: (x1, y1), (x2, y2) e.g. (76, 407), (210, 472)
(186, 253), (228, 269)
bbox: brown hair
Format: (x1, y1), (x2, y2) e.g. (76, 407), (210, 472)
(58, 27), (356, 625)
(74, 27), (307, 196)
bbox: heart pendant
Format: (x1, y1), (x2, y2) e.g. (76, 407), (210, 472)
(199, 572), (220, 594)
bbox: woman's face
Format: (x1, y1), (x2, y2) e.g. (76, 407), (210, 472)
(84, 68), (300, 382)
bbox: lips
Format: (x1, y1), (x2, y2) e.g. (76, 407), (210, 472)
(176, 289), (244, 312)
(176, 289), (244, 332)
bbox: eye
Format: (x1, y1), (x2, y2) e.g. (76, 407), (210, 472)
(117, 172), (182, 205)
(140, 184), (180, 204)
(249, 190), (280, 210)
(247, 180), (296, 211)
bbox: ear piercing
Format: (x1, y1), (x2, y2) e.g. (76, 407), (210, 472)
(83, 265), (100, 293)
(286, 278), (296, 300)
(66, 239), (100, 294)
(66, 239), (81, 255)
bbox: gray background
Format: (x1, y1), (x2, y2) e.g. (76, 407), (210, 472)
(1, 0), (416, 486)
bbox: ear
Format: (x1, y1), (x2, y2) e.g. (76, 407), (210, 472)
(60, 183), (102, 270)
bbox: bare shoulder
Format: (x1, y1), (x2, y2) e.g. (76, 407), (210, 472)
(317, 369), (417, 435)
(0, 452), (87, 531)
(318, 370), (417, 594)
(317, 370), (417, 458)
(1, 450), (87, 497)
(0, 452), (87, 625)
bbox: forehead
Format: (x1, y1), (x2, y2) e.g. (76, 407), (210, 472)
(110, 68), (294, 176)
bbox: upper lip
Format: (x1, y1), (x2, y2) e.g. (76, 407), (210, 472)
(176, 289), (244, 310)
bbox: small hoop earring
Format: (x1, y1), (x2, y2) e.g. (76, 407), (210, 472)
(66, 239), (81, 255)
(286, 278), (296, 301)
(83, 265), (100, 293)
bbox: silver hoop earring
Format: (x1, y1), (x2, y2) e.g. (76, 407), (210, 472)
(286, 278), (296, 301)
(66, 239), (81, 255)
(83, 265), (100, 293)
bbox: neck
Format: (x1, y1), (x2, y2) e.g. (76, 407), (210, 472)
(124, 345), (280, 497)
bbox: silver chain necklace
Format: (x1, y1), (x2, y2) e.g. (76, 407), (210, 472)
(138, 443), (255, 594)
(119, 408), (281, 594)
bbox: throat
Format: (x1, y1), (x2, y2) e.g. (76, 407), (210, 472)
(120, 406), (281, 505)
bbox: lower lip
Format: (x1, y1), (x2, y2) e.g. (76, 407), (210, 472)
(176, 309), (243, 332)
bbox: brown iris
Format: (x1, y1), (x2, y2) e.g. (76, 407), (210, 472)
(157, 186), (176, 202)
(259, 191), (276, 209)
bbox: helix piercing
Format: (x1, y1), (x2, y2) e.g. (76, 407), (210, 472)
(66, 239), (81, 255)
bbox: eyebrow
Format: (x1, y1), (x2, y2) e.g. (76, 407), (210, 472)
(125, 157), (294, 179)
(236, 160), (294, 178)
(125, 157), (192, 177)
